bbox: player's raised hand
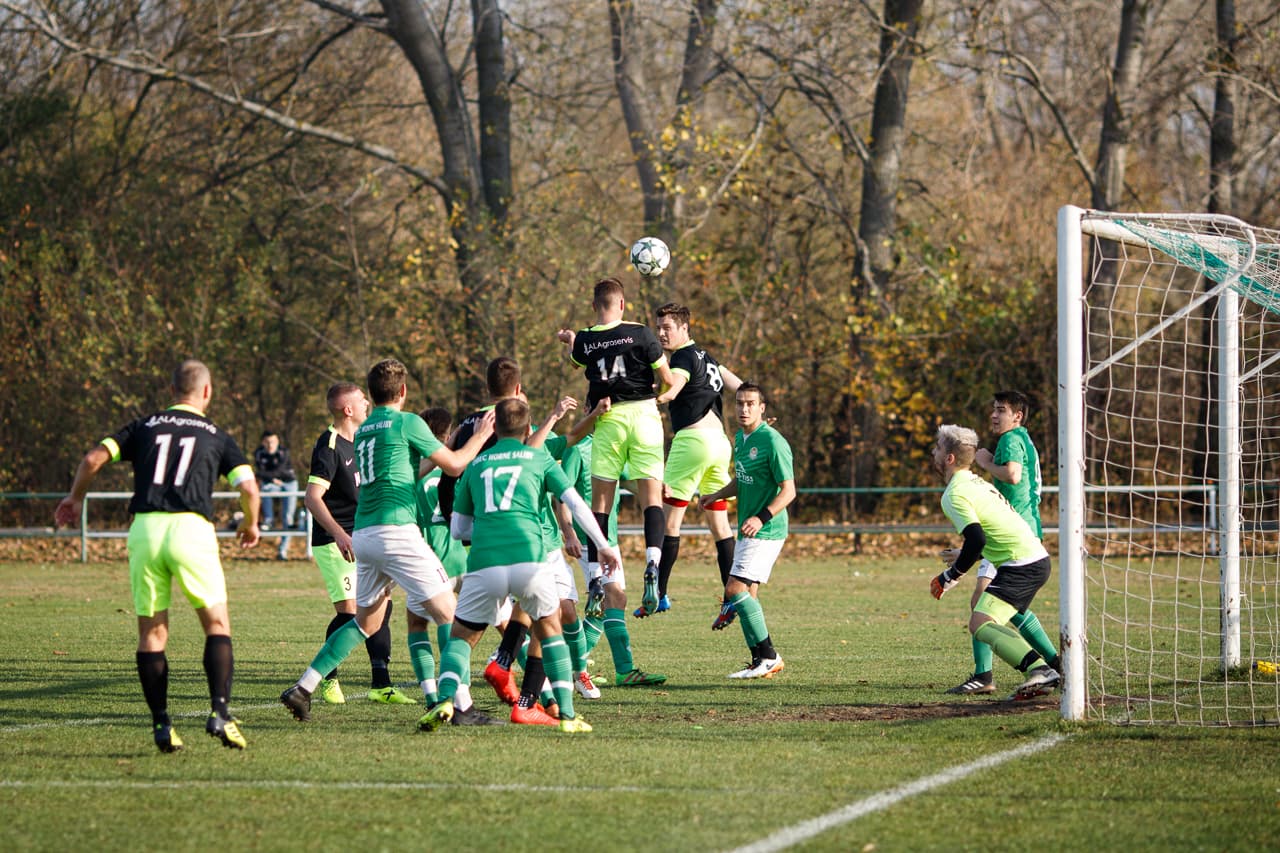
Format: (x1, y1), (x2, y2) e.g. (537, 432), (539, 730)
(556, 328), (576, 347)
(551, 396), (579, 421)
(474, 409), (497, 439)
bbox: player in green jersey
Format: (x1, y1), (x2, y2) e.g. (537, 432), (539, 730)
(54, 360), (260, 752)
(418, 398), (621, 734)
(929, 424), (1060, 699)
(945, 391), (1060, 696)
(699, 384), (795, 680)
(281, 359), (497, 726)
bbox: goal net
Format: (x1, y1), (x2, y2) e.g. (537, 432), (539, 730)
(1057, 206), (1280, 725)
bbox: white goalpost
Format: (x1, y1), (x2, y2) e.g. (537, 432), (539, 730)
(1058, 205), (1280, 725)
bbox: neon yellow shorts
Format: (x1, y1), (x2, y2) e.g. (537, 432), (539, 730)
(313, 541), (357, 603)
(591, 399), (664, 482)
(663, 427), (732, 502)
(974, 591), (1019, 625)
(127, 512), (226, 617)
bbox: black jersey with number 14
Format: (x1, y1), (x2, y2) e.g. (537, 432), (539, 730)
(105, 406), (250, 522)
(570, 321), (664, 408)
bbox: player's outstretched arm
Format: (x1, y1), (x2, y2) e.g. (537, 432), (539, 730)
(700, 479), (738, 510)
(718, 364), (744, 395)
(431, 410), (496, 476)
(563, 397), (610, 448)
(527, 396), (578, 449)
(53, 444), (112, 528)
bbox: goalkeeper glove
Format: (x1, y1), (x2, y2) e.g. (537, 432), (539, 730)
(930, 568), (960, 600)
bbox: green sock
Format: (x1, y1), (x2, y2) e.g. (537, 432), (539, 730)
(516, 635), (530, 671)
(1010, 610), (1058, 665)
(730, 591), (768, 648)
(309, 618), (367, 678)
(972, 636), (994, 675)
(437, 637), (472, 703)
(408, 631), (436, 702)
(603, 608), (635, 674)
(434, 622), (469, 684)
(973, 621), (1040, 670)
(583, 615), (604, 655)
(541, 634), (575, 719)
(563, 618), (587, 672)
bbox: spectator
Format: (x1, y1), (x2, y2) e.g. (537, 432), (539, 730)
(255, 431), (298, 531)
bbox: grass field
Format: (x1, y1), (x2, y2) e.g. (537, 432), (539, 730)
(2, 554), (1277, 851)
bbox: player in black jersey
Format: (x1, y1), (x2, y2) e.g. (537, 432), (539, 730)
(303, 382), (412, 706)
(556, 277), (674, 686)
(648, 303), (743, 622)
(54, 360), (260, 753)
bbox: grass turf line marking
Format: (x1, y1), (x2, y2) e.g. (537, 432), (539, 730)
(729, 732), (1067, 853)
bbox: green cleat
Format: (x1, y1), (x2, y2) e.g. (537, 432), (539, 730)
(206, 713), (247, 749)
(641, 561), (660, 613)
(417, 699), (454, 732)
(319, 678), (346, 704)
(615, 668), (667, 687)
(153, 723), (184, 753)
(368, 686), (416, 705)
(558, 715), (593, 734)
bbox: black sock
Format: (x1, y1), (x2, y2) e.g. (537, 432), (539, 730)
(517, 655), (544, 709)
(1017, 650), (1041, 673)
(203, 635), (234, 719)
(324, 612), (356, 680)
(753, 636), (777, 661)
(495, 620), (528, 669)
(366, 600), (393, 688)
(658, 535), (680, 597)
(715, 537), (735, 588)
(643, 505), (665, 555)
(136, 650), (169, 726)
(589, 512), (611, 563)
(1048, 654), (1062, 672)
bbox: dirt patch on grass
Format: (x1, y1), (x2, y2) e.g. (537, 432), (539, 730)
(660, 695), (1058, 725)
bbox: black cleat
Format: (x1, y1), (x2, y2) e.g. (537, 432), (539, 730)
(281, 684), (313, 722)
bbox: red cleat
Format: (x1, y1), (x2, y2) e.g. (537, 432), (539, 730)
(510, 702), (559, 726)
(484, 660), (520, 706)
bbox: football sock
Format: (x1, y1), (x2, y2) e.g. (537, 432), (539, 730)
(714, 537), (735, 587)
(973, 621), (1040, 671)
(658, 535), (680, 598)
(136, 650), (169, 726)
(1010, 610), (1059, 666)
(730, 591), (768, 648)
(435, 622), (468, 684)
(494, 620), (527, 669)
(516, 635), (531, 671)
(408, 631), (437, 702)
(589, 512), (611, 563)
(583, 614), (604, 655)
(753, 636), (778, 661)
(437, 637), (471, 703)
(603, 608), (635, 675)
(643, 505), (665, 554)
(971, 636), (994, 676)
(516, 655), (545, 709)
(541, 634), (576, 719)
(323, 612), (356, 680)
(307, 618), (368, 685)
(202, 634), (234, 719)
(563, 618), (587, 672)
(366, 600), (394, 688)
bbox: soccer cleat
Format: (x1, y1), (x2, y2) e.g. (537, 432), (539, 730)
(153, 723), (184, 753)
(945, 673), (997, 695)
(206, 713), (247, 749)
(319, 677), (346, 704)
(584, 577), (606, 620)
(280, 684), (313, 721)
(729, 656), (784, 680)
(417, 699), (454, 732)
(450, 705), (506, 726)
(633, 604), (652, 618)
(483, 660), (520, 706)
(1013, 665), (1061, 699)
(574, 670), (602, 699)
(711, 599), (737, 631)
(641, 561), (660, 614)
(558, 715), (593, 734)
(634, 594), (671, 618)
(368, 686), (416, 705)
(510, 702), (559, 726)
(615, 668), (667, 687)
(656, 594), (671, 613)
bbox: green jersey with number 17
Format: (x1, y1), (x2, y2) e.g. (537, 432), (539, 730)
(353, 406), (443, 530)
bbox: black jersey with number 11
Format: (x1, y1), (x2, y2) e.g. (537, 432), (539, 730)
(570, 321), (664, 408)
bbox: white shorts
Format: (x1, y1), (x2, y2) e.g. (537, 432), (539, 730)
(353, 524), (452, 619)
(976, 559), (997, 581)
(456, 561), (559, 624)
(577, 555), (626, 592)
(549, 550), (579, 603)
(729, 537), (786, 585)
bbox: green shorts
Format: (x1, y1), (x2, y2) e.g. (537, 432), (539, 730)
(663, 427), (732, 502)
(592, 399), (664, 482)
(127, 512), (226, 617)
(313, 541), (357, 603)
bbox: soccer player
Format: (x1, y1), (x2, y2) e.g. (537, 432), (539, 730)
(556, 276), (673, 685)
(647, 302), (742, 622)
(928, 424), (1060, 698)
(54, 359), (260, 752)
(280, 359), (496, 725)
(946, 391), (1061, 695)
(303, 382), (412, 706)
(699, 383), (795, 679)
(418, 398), (622, 734)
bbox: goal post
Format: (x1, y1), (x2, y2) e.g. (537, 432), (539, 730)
(1057, 205), (1280, 726)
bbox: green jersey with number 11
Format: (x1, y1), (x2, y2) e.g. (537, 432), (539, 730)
(353, 406), (444, 530)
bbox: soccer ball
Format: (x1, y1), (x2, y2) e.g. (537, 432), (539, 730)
(629, 236), (671, 277)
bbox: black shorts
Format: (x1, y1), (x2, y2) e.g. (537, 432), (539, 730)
(986, 556), (1051, 613)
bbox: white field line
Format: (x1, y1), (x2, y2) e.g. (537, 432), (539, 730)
(729, 732), (1067, 853)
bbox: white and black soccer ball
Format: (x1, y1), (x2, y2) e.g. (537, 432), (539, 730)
(629, 236), (671, 277)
